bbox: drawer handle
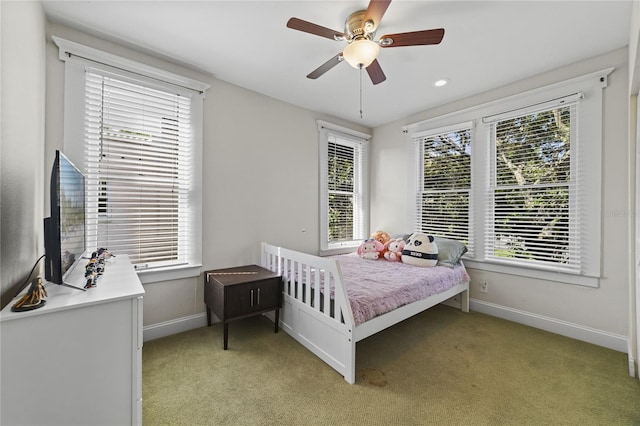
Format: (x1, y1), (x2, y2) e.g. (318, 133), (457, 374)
(250, 289), (254, 307)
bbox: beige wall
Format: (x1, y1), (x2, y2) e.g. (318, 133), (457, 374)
(43, 23), (369, 327)
(628, 2), (640, 377)
(1, 4), (633, 349)
(0, 1), (46, 309)
(630, 1), (640, 94)
(371, 48), (630, 339)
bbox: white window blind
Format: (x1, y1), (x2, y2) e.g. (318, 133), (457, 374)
(413, 124), (473, 254)
(406, 71), (608, 286)
(485, 101), (579, 272)
(84, 69), (193, 269)
(318, 120), (370, 254)
(327, 138), (364, 243)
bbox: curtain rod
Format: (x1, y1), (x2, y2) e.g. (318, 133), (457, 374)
(481, 92), (583, 124)
(64, 51), (204, 95)
(401, 67), (613, 134)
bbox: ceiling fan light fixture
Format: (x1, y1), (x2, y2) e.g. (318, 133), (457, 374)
(343, 39), (380, 69)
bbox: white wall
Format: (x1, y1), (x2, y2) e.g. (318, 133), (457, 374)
(44, 23), (370, 330)
(628, 2), (640, 377)
(0, 1), (46, 309)
(630, 1), (640, 95)
(371, 48), (630, 349)
(4, 9), (633, 350)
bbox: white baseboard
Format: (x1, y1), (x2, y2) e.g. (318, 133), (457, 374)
(470, 299), (628, 353)
(142, 302), (629, 357)
(143, 312), (208, 342)
(627, 339), (637, 378)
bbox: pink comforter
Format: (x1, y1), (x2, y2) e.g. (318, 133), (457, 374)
(331, 253), (470, 325)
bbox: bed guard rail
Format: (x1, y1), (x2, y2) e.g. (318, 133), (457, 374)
(261, 242), (355, 328)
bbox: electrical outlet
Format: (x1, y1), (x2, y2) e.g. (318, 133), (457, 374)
(480, 280), (488, 293)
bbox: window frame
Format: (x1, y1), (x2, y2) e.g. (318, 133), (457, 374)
(54, 36), (209, 284)
(484, 98), (579, 272)
(405, 68), (612, 287)
(411, 122), (474, 256)
(318, 120), (371, 256)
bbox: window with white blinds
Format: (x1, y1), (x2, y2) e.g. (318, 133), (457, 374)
(84, 70), (192, 269)
(486, 102), (578, 272)
(413, 124), (473, 255)
(319, 121), (370, 254)
(328, 140), (359, 241)
(406, 69), (609, 286)
(55, 36), (208, 282)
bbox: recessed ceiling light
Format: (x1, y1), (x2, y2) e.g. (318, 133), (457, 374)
(434, 78), (450, 87)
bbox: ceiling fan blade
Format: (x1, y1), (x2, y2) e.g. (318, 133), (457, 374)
(366, 59), (386, 85)
(363, 0), (392, 33)
(307, 53), (344, 79)
(287, 17), (345, 41)
(379, 28), (445, 47)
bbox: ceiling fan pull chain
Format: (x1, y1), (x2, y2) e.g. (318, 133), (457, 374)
(359, 66), (363, 119)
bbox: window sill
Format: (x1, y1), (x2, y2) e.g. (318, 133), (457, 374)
(319, 246), (358, 257)
(136, 264), (202, 284)
(462, 259), (599, 288)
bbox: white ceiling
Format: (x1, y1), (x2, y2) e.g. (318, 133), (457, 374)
(42, 0), (632, 128)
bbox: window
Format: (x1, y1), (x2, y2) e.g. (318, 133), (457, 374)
(406, 69), (611, 287)
(84, 70), (191, 269)
(318, 120), (370, 255)
(486, 102), (577, 272)
(55, 36), (209, 283)
(412, 123), (473, 255)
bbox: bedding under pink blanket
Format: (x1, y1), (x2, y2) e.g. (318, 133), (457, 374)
(330, 253), (470, 325)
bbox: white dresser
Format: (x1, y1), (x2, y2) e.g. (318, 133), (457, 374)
(0, 254), (144, 425)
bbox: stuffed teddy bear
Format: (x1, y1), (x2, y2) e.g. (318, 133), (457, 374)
(384, 238), (405, 262)
(401, 232), (439, 267)
(370, 230), (391, 258)
(370, 230), (391, 246)
(357, 238), (384, 260)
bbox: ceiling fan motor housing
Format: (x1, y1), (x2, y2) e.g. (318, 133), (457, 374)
(345, 10), (375, 41)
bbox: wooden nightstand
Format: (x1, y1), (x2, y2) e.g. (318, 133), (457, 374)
(204, 264), (282, 349)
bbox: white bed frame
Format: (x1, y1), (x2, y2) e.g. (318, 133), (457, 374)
(260, 242), (469, 384)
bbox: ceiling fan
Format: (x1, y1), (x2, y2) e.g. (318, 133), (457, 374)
(286, 0), (445, 85)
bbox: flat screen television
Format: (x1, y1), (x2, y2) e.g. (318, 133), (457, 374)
(44, 150), (87, 290)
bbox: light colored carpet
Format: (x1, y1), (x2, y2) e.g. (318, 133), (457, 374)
(142, 305), (640, 425)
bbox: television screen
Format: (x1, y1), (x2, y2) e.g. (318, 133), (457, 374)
(44, 150), (86, 286)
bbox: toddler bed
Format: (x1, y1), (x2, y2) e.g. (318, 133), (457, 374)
(260, 241), (470, 384)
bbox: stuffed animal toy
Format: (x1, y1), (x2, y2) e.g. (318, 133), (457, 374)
(384, 238), (405, 262)
(401, 233), (439, 267)
(370, 230), (391, 246)
(370, 230), (391, 258)
(357, 238), (384, 260)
